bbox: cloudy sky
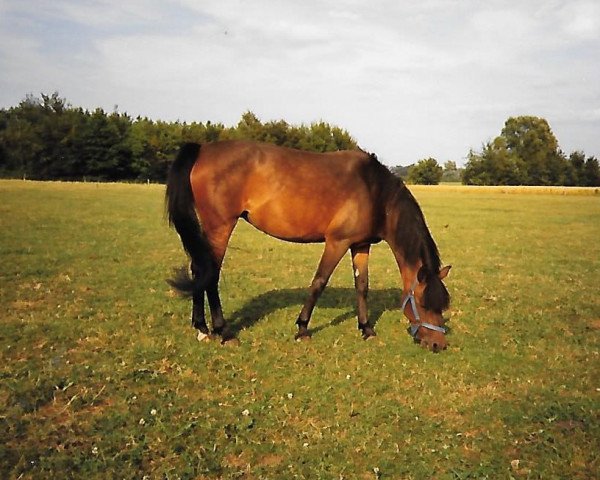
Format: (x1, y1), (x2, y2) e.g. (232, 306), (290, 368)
(1, 0), (599, 165)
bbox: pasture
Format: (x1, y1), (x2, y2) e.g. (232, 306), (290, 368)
(1, 180), (598, 479)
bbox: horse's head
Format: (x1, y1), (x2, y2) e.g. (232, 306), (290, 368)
(402, 265), (451, 352)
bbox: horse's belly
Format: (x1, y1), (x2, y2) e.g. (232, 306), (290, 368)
(243, 203), (328, 243)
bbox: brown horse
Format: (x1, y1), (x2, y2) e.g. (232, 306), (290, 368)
(166, 140), (451, 352)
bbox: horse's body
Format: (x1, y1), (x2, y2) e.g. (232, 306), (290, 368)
(166, 140), (451, 351)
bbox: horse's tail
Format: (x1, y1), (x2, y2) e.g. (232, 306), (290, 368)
(165, 143), (216, 297)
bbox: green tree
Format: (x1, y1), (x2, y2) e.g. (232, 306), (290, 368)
(146, 120), (181, 181)
(262, 119), (290, 146)
(564, 151), (600, 187)
(565, 151), (585, 186)
(487, 136), (527, 185)
(329, 126), (356, 151)
(181, 121), (225, 144)
(408, 158), (443, 185)
(1, 92), (362, 182)
(0, 98), (44, 177)
(298, 121), (357, 152)
(127, 117), (154, 179)
(390, 164), (410, 180)
(462, 149), (490, 185)
(106, 111), (135, 179)
(463, 139), (526, 186)
(501, 116), (567, 185)
(441, 160), (462, 182)
(583, 156), (600, 186)
(74, 108), (135, 180)
(299, 121), (335, 152)
(234, 111), (265, 141)
(31, 93), (83, 179)
(463, 116), (571, 186)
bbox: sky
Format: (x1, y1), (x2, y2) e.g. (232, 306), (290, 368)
(1, 0), (599, 166)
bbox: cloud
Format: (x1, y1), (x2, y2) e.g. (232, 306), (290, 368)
(0, 0), (599, 164)
(559, 1), (600, 40)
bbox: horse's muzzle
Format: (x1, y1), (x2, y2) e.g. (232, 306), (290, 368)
(419, 331), (448, 353)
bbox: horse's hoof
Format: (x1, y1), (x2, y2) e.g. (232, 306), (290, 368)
(361, 327), (377, 340)
(221, 337), (240, 347)
(197, 331), (211, 343)
(295, 331), (312, 342)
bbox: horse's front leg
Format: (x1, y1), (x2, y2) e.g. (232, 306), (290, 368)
(351, 244), (376, 339)
(295, 241), (349, 340)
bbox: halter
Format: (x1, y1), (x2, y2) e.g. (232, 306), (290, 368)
(401, 277), (447, 338)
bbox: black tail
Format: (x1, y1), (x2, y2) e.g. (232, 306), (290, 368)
(165, 143), (216, 296)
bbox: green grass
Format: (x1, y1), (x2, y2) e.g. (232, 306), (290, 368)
(1, 179), (599, 479)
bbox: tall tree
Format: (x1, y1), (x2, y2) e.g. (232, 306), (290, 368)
(33, 93), (82, 179)
(441, 160), (462, 182)
(408, 158), (443, 185)
(390, 164), (411, 180)
(235, 111), (265, 141)
(0, 98), (44, 177)
(566, 151), (586, 186)
(462, 149), (490, 185)
(501, 116), (566, 185)
(463, 116), (573, 186)
(583, 156), (600, 186)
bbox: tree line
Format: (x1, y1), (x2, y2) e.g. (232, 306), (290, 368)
(0, 93), (357, 182)
(1, 94), (598, 186)
(399, 116), (599, 186)
(462, 116), (599, 186)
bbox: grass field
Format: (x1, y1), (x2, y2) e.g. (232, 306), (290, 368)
(1, 179), (599, 479)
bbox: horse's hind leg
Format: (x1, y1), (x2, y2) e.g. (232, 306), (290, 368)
(351, 244), (376, 339)
(191, 260), (209, 339)
(203, 220), (237, 342)
(190, 261), (208, 333)
(296, 240), (349, 340)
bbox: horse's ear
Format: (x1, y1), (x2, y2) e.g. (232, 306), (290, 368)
(438, 265), (452, 280)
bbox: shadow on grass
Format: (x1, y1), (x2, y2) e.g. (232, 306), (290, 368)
(227, 287), (403, 337)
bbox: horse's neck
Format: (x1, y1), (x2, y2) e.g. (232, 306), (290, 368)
(384, 220), (422, 292)
(393, 251), (422, 292)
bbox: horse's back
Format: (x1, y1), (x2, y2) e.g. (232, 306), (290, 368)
(190, 141), (385, 243)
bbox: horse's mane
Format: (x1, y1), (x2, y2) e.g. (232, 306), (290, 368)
(365, 154), (450, 312)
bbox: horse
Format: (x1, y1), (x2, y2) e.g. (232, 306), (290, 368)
(165, 140), (451, 352)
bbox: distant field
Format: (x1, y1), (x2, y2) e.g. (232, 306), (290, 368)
(1, 179), (599, 479)
(419, 183), (600, 195)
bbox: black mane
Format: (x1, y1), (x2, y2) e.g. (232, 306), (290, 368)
(366, 156), (450, 312)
